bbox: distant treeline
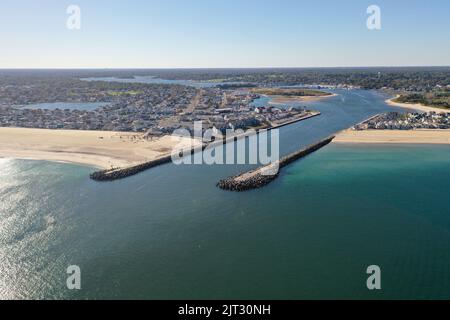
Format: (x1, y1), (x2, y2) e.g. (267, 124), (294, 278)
(73, 67), (450, 91)
(251, 88), (332, 97)
(216, 83), (257, 89)
(395, 90), (450, 109)
(1, 67), (449, 92)
(224, 68), (450, 91)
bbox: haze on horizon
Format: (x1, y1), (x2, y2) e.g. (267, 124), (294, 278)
(1, 0), (449, 69)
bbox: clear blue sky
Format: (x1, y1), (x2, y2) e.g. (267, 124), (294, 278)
(1, 0), (449, 68)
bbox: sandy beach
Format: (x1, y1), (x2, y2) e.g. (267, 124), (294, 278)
(335, 129), (450, 145)
(0, 127), (199, 169)
(269, 93), (338, 104)
(386, 96), (449, 114)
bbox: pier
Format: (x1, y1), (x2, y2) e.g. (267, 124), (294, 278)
(217, 136), (335, 192)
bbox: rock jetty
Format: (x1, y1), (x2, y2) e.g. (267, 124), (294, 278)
(90, 155), (174, 182)
(217, 136), (335, 192)
(90, 114), (326, 182)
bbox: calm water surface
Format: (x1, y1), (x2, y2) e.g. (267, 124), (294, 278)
(1, 90), (449, 299)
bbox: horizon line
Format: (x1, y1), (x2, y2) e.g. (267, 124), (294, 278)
(0, 65), (450, 71)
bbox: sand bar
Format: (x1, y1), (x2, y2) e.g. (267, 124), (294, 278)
(269, 93), (338, 104)
(335, 129), (450, 145)
(0, 127), (199, 169)
(386, 97), (449, 114)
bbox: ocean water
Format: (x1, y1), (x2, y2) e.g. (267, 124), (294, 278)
(1, 90), (449, 299)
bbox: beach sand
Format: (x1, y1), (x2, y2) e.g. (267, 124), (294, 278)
(269, 93), (338, 104)
(0, 127), (200, 169)
(386, 97), (449, 114)
(334, 129), (450, 145)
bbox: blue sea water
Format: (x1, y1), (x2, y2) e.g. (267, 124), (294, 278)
(1, 89), (449, 299)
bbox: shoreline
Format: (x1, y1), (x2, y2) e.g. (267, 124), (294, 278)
(269, 93), (338, 105)
(0, 152), (105, 169)
(0, 127), (200, 170)
(91, 111), (322, 181)
(0, 111), (321, 180)
(386, 96), (449, 114)
(334, 129), (450, 145)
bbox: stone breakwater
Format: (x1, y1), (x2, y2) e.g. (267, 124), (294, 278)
(90, 155), (174, 181)
(217, 136), (335, 192)
(90, 113), (323, 182)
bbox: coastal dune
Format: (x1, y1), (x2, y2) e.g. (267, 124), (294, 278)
(386, 97), (448, 114)
(0, 127), (198, 169)
(269, 93), (338, 104)
(335, 129), (450, 145)
(250, 87), (338, 105)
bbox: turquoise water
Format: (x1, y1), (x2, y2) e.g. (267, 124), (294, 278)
(250, 95), (272, 107)
(1, 90), (449, 299)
